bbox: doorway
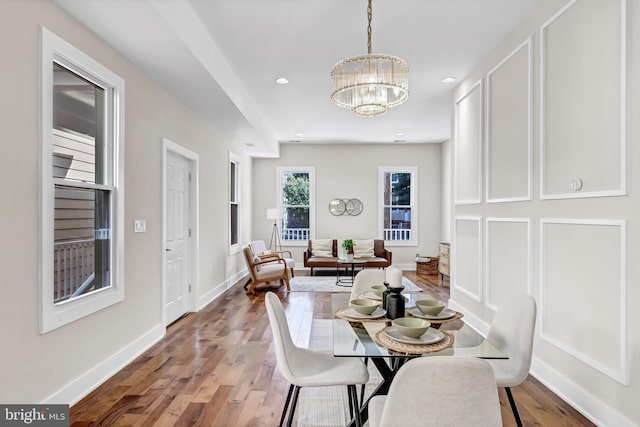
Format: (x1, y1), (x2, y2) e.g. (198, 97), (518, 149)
(163, 138), (199, 326)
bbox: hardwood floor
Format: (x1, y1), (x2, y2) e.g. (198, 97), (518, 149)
(70, 271), (594, 426)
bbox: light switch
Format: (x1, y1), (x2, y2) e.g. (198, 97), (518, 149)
(134, 219), (146, 233)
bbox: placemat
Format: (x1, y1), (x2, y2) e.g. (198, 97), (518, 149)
(335, 308), (389, 324)
(374, 327), (454, 355)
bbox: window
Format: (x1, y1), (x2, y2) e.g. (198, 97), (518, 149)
(277, 167), (315, 244)
(379, 167), (418, 245)
(40, 28), (125, 333)
(229, 152), (240, 253)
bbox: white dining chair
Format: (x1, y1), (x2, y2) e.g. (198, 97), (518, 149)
(264, 292), (369, 427)
(485, 293), (537, 427)
(350, 269), (387, 301)
(368, 356), (502, 427)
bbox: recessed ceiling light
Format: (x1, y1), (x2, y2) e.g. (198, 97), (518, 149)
(396, 132), (405, 136)
(441, 76), (456, 83)
(295, 132), (304, 136)
(276, 77), (289, 84)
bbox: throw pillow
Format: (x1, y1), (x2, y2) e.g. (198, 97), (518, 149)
(353, 239), (375, 258)
(311, 239), (333, 257)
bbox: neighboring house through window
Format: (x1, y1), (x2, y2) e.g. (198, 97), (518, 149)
(229, 152), (240, 254)
(277, 167), (315, 244)
(40, 28), (125, 333)
(379, 167), (418, 246)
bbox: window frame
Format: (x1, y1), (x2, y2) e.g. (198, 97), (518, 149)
(40, 27), (125, 333)
(277, 166), (315, 246)
(228, 151), (241, 254)
(378, 166), (418, 247)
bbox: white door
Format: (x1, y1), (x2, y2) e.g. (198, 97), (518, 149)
(165, 152), (191, 325)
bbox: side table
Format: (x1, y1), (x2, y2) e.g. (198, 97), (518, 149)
(336, 259), (366, 286)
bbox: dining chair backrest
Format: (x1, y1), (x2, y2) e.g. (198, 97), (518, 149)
(486, 293), (537, 386)
(265, 292), (298, 383)
(350, 269), (387, 301)
(374, 356), (502, 427)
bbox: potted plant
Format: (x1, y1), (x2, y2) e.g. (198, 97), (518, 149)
(342, 239), (355, 260)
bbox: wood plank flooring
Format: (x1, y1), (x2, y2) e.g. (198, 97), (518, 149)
(70, 271), (595, 426)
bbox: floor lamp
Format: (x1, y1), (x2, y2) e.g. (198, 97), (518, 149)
(266, 208), (282, 252)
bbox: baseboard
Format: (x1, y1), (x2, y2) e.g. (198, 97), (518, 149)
(530, 359), (636, 427)
(42, 324), (165, 406)
(448, 298), (634, 426)
(198, 269), (248, 310)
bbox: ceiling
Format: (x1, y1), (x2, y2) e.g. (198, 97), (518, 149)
(52, 0), (541, 157)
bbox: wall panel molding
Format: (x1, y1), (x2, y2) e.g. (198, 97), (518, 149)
(485, 218), (531, 311)
(454, 80), (483, 205)
(486, 38), (532, 203)
(540, 218), (627, 384)
(540, 0), (627, 199)
(453, 216), (483, 302)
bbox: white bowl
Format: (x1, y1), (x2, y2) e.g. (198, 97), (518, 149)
(350, 299), (379, 315)
(392, 317), (430, 338)
(370, 284), (386, 297)
(416, 299), (446, 316)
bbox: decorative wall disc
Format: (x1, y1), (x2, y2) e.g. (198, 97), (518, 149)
(329, 199), (346, 216)
(345, 199), (363, 215)
(329, 198), (362, 216)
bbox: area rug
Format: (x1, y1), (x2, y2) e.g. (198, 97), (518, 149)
(296, 319), (382, 427)
(289, 276), (421, 292)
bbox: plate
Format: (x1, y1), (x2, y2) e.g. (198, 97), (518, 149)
(384, 326), (445, 345)
(340, 306), (386, 320)
(407, 307), (457, 320)
(362, 291), (382, 301)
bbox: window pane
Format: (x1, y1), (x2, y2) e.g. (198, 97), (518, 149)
(281, 170), (310, 241)
(391, 173), (411, 205)
(282, 172), (309, 206)
(283, 207), (309, 240)
(53, 63), (105, 185)
(230, 162), (237, 203)
(52, 62), (111, 304)
(230, 203), (238, 245)
(54, 185), (111, 303)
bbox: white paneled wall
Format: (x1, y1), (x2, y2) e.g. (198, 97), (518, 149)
(448, 0), (638, 425)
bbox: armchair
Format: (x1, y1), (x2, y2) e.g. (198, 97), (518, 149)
(242, 246), (290, 295)
(248, 240), (295, 277)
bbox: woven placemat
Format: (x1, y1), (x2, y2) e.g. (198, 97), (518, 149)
(407, 310), (464, 325)
(335, 308), (389, 323)
(374, 327), (454, 355)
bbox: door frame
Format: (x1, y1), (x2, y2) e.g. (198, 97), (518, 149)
(162, 137), (199, 327)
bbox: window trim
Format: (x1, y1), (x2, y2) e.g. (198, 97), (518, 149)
(378, 166), (418, 247)
(40, 27), (125, 333)
(228, 151), (241, 254)
(277, 166), (315, 246)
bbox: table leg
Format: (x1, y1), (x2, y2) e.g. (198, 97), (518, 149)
(347, 356), (399, 427)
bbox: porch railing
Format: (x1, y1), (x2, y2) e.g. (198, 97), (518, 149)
(384, 229), (412, 241)
(282, 228), (310, 241)
(54, 239), (95, 303)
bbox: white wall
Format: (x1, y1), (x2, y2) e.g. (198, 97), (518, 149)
(447, 0), (639, 425)
(252, 143), (442, 268)
(0, 1), (249, 404)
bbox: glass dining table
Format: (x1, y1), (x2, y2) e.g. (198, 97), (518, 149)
(331, 293), (507, 426)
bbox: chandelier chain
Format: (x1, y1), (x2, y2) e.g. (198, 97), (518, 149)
(367, 0), (372, 54)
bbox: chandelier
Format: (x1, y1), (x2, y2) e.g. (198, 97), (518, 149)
(330, 0), (409, 116)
